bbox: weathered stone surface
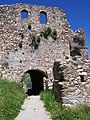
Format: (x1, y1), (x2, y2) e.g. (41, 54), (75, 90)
(0, 4), (88, 83)
(0, 4), (89, 104)
(0, 4), (72, 83)
(53, 58), (90, 106)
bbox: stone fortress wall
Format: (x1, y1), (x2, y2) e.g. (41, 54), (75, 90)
(53, 57), (90, 106)
(0, 4), (72, 81)
(0, 4), (89, 105)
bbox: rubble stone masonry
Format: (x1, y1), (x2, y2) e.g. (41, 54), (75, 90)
(0, 4), (72, 81)
(0, 4), (89, 103)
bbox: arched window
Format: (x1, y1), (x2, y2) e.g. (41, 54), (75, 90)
(40, 11), (47, 24)
(21, 10), (28, 19)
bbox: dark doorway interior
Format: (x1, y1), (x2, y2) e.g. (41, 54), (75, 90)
(70, 50), (81, 57)
(25, 69), (47, 95)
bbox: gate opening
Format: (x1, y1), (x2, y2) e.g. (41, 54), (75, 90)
(22, 69), (48, 95)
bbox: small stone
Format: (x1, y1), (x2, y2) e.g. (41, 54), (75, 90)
(79, 72), (87, 76)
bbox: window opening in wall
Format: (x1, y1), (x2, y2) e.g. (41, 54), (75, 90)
(80, 75), (84, 82)
(40, 11), (47, 24)
(21, 10), (28, 19)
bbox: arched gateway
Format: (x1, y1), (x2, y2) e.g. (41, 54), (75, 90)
(21, 69), (48, 95)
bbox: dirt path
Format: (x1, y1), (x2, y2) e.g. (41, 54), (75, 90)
(15, 96), (52, 120)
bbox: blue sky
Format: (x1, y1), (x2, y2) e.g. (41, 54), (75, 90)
(0, 0), (90, 58)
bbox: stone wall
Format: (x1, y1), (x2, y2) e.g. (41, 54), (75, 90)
(70, 28), (88, 60)
(0, 4), (71, 83)
(0, 4), (88, 90)
(53, 57), (90, 106)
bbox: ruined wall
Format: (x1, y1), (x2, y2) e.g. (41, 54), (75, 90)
(0, 4), (72, 82)
(70, 29), (88, 60)
(53, 57), (90, 106)
(0, 3), (88, 95)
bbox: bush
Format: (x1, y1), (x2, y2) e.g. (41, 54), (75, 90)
(51, 29), (57, 40)
(43, 30), (49, 39)
(73, 35), (85, 46)
(43, 27), (52, 39)
(47, 27), (52, 35)
(52, 29), (57, 36)
(40, 28), (58, 40)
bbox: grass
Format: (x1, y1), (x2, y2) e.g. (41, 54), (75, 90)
(40, 90), (90, 120)
(0, 77), (27, 120)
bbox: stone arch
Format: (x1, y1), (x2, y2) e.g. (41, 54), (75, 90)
(40, 11), (47, 24)
(21, 9), (28, 19)
(22, 69), (48, 95)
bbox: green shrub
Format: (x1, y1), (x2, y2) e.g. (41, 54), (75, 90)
(47, 27), (52, 35)
(73, 35), (80, 43)
(40, 28), (57, 40)
(73, 35), (85, 46)
(52, 29), (57, 36)
(43, 27), (52, 39)
(51, 29), (57, 40)
(43, 30), (49, 39)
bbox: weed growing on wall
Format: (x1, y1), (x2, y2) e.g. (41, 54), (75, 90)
(41, 27), (58, 40)
(73, 35), (85, 47)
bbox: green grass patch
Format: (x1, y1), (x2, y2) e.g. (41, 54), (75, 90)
(40, 90), (90, 120)
(0, 77), (27, 120)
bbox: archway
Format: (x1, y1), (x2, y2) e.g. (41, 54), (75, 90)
(22, 69), (48, 95)
(21, 9), (28, 19)
(40, 11), (47, 24)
